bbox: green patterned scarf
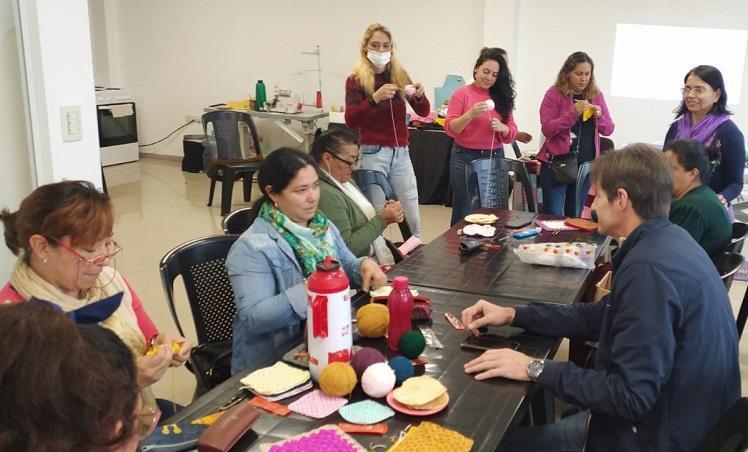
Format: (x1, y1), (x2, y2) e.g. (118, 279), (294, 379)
(259, 201), (337, 277)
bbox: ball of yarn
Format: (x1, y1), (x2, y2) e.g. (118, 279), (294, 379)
(361, 362), (396, 398)
(350, 347), (386, 378)
(484, 99), (495, 110)
(388, 356), (414, 385)
(356, 303), (389, 338)
(397, 330), (426, 359)
(404, 84), (416, 96)
(319, 362), (357, 397)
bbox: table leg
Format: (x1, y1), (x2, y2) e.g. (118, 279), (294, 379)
(300, 120), (318, 152)
(530, 387), (556, 425)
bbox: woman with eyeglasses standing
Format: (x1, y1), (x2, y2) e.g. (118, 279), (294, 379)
(664, 65), (745, 217)
(312, 127), (403, 263)
(345, 22), (430, 238)
(0, 180), (191, 416)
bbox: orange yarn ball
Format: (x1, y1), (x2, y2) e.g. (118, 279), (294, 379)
(319, 362), (357, 397)
(356, 303), (390, 338)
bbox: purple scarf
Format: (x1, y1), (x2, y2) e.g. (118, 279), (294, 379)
(674, 113), (730, 146)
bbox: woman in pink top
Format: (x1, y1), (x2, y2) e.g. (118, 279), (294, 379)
(0, 180), (191, 416)
(538, 51), (614, 216)
(445, 47), (518, 225)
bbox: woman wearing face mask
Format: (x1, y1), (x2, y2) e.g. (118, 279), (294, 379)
(445, 47), (518, 225)
(226, 148), (387, 373)
(344, 22), (430, 237)
(664, 140), (731, 257)
(312, 127), (403, 263)
(538, 51), (615, 216)
(0, 181), (191, 416)
(664, 65), (745, 218)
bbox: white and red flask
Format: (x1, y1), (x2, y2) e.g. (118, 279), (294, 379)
(306, 256), (352, 381)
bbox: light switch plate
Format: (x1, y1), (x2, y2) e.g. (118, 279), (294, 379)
(61, 105), (82, 142)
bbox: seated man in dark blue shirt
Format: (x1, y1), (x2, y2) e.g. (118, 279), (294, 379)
(462, 144), (740, 452)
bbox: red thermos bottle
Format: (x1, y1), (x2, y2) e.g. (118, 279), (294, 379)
(387, 276), (413, 351)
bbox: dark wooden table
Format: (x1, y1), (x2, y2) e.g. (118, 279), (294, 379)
(164, 286), (559, 451)
(387, 209), (609, 305)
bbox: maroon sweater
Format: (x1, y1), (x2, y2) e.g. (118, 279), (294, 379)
(344, 72), (431, 147)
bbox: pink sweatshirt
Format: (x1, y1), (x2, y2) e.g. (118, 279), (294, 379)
(445, 83), (517, 149)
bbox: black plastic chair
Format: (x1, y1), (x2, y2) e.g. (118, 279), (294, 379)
(715, 252), (744, 290)
(600, 137), (615, 155)
(728, 222), (748, 254)
(695, 397), (748, 452)
(203, 110), (262, 216)
(575, 161), (595, 218)
(510, 141), (523, 159)
(464, 157), (537, 212)
(222, 207), (254, 235)
(351, 169), (413, 241)
(159, 234), (239, 395)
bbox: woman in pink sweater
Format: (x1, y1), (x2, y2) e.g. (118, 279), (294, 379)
(445, 47), (518, 225)
(537, 51), (615, 216)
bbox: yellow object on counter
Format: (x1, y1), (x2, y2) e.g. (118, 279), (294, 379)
(225, 99), (251, 110)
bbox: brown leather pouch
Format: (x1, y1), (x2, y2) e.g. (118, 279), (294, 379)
(197, 402), (260, 452)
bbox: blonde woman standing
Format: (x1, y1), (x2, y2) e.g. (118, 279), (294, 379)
(345, 23), (430, 237)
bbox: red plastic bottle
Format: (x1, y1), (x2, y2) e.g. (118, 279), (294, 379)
(387, 276), (413, 351)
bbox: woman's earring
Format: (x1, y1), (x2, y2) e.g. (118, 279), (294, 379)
(43, 257), (48, 264)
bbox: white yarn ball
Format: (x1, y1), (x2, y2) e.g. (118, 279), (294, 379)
(361, 362), (396, 398)
(484, 99), (495, 110)
(404, 84), (416, 96)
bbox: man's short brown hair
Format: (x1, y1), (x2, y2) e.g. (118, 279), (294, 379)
(590, 143), (673, 220)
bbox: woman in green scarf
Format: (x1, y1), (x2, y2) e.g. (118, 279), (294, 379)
(226, 147), (387, 373)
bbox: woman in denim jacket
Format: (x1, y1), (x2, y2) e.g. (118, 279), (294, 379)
(226, 148), (386, 373)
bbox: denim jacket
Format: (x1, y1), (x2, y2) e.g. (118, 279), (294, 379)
(226, 217), (365, 374)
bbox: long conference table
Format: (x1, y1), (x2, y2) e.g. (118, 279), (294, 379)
(163, 209), (609, 451)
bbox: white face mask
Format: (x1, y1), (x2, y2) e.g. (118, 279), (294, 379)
(367, 50), (391, 69)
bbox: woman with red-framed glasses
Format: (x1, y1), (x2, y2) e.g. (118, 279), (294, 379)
(0, 180), (191, 417)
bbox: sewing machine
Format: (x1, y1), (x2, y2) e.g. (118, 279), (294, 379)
(265, 87), (302, 114)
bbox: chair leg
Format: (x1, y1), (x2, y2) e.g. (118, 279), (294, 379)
(736, 286), (748, 338)
(207, 179), (216, 206)
(242, 171), (253, 202)
(221, 167), (234, 216)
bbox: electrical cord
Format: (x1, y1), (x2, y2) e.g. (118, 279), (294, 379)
(138, 119), (197, 148)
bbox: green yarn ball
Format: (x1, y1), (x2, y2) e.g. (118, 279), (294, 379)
(397, 330), (426, 359)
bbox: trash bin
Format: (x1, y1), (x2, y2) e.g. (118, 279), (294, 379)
(182, 134), (205, 173)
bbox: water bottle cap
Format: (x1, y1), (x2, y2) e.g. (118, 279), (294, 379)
(392, 276), (409, 289)
(315, 255), (340, 272)
(258, 80), (263, 83)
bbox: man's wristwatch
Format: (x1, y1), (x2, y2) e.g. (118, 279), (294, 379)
(527, 359), (545, 382)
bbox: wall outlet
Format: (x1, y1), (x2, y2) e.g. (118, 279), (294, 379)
(185, 115), (198, 123)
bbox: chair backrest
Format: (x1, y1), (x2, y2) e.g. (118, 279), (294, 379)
(715, 252), (745, 290)
(202, 110), (261, 160)
(575, 161), (595, 217)
(159, 235), (239, 344)
(351, 169), (413, 240)
(510, 141), (523, 159)
(695, 397), (748, 452)
(600, 137), (615, 155)
(464, 157), (537, 212)
(728, 222), (748, 254)
(222, 207), (254, 235)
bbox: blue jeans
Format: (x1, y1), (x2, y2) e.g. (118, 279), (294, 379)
(539, 163), (576, 216)
(450, 144), (504, 226)
(497, 409), (590, 452)
(359, 145), (421, 237)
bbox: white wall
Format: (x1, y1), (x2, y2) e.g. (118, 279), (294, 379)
(96, 0), (487, 156)
(0, 1), (34, 278)
(95, 0), (748, 155)
(19, 0), (102, 187)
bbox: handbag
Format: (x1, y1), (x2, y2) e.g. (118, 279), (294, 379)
(187, 340), (233, 393)
(548, 151), (578, 185)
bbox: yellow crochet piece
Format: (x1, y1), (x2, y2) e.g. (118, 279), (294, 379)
(240, 361), (311, 396)
(146, 342), (181, 357)
(191, 411), (224, 426)
(388, 422), (473, 452)
(582, 107), (595, 121)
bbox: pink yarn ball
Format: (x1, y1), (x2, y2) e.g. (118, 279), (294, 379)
(404, 84), (416, 96)
(350, 347), (386, 378)
(361, 362), (396, 398)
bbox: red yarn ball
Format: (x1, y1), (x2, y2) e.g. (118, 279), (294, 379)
(350, 347), (386, 378)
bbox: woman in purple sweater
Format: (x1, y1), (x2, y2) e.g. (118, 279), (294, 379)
(538, 51), (615, 216)
(445, 47), (518, 225)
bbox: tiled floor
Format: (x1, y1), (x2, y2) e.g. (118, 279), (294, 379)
(105, 157), (748, 407)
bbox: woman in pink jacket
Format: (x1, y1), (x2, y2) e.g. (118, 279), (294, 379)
(445, 47), (518, 225)
(538, 51), (614, 216)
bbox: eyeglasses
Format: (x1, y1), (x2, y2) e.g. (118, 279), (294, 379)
(329, 152), (359, 169)
(50, 238), (123, 266)
(681, 86), (712, 96)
